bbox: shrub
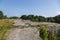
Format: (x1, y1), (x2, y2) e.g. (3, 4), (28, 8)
(39, 26), (48, 40)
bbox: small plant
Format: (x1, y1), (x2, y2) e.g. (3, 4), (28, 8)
(48, 31), (57, 40)
(39, 26), (48, 40)
(57, 29), (60, 40)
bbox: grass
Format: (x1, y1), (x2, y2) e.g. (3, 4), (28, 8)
(0, 19), (14, 40)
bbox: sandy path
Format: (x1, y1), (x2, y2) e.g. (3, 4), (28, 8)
(6, 27), (42, 40)
(6, 28), (21, 40)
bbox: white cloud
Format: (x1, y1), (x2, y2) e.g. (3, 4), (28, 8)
(57, 11), (60, 14)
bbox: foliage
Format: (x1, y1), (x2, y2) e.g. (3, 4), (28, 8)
(39, 26), (57, 40)
(54, 15), (60, 23)
(46, 17), (55, 22)
(0, 11), (60, 23)
(20, 15), (60, 23)
(9, 16), (19, 19)
(57, 29), (60, 40)
(20, 15), (46, 22)
(0, 19), (14, 40)
(48, 31), (57, 40)
(0, 11), (7, 19)
(20, 15), (28, 20)
(0, 11), (4, 19)
(39, 26), (48, 40)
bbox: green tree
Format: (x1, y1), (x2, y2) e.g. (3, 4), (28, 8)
(32, 15), (39, 21)
(38, 16), (46, 22)
(40, 26), (48, 40)
(0, 11), (7, 19)
(20, 15), (27, 20)
(9, 16), (19, 19)
(0, 11), (4, 19)
(27, 15), (34, 20)
(3, 15), (7, 19)
(54, 15), (60, 23)
(46, 17), (55, 22)
(20, 15), (46, 22)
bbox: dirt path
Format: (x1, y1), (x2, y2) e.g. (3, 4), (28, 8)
(6, 27), (42, 40)
(6, 28), (21, 40)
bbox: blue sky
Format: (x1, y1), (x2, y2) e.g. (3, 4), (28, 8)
(0, 0), (60, 17)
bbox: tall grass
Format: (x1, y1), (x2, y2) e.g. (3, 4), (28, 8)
(0, 19), (14, 40)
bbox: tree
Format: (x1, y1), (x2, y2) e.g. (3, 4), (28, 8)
(40, 26), (48, 40)
(38, 16), (46, 22)
(3, 15), (7, 19)
(20, 15), (27, 20)
(0, 11), (4, 19)
(0, 11), (8, 19)
(9, 16), (19, 19)
(54, 15), (60, 23)
(46, 17), (55, 22)
(20, 14), (60, 23)
(32, 15), (39, 21)
(27, 15), (34, 20)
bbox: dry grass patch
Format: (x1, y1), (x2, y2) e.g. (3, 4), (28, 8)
(0, 19), (14, 40)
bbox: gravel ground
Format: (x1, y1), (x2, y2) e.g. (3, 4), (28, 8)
(6, 27), (42, 40)
(6, 19), (60, 40)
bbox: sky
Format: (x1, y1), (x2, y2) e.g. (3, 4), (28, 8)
(0, 0), (60, 17)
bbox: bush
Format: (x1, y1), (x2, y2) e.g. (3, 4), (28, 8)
(39, 26), (48, 40)
(57, 29), (60, 40)
(48, 31), (57, 40)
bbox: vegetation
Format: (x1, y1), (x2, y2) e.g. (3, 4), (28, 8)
(0, 19), (13, 40)
(39, 26), (58, 40)
(9, 16), (19, 19)
(57, 29), (60, 40)
(0, 11), (60, 40)
(40, 26), (48, 40)
(0, 11), (60, 23)
(20, 15), (46, 22)
(20, 15), (60, 23)
(0, 11), (7, 19)
(48, 31), (57, 40)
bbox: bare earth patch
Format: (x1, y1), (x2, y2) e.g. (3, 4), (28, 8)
(6, 27), (42, 40)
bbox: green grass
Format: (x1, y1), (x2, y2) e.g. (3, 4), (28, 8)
(0, 19), (14, 40)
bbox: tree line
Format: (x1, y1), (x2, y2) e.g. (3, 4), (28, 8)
(0, 11), (60, 23)
(20, 15), (60, 23)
